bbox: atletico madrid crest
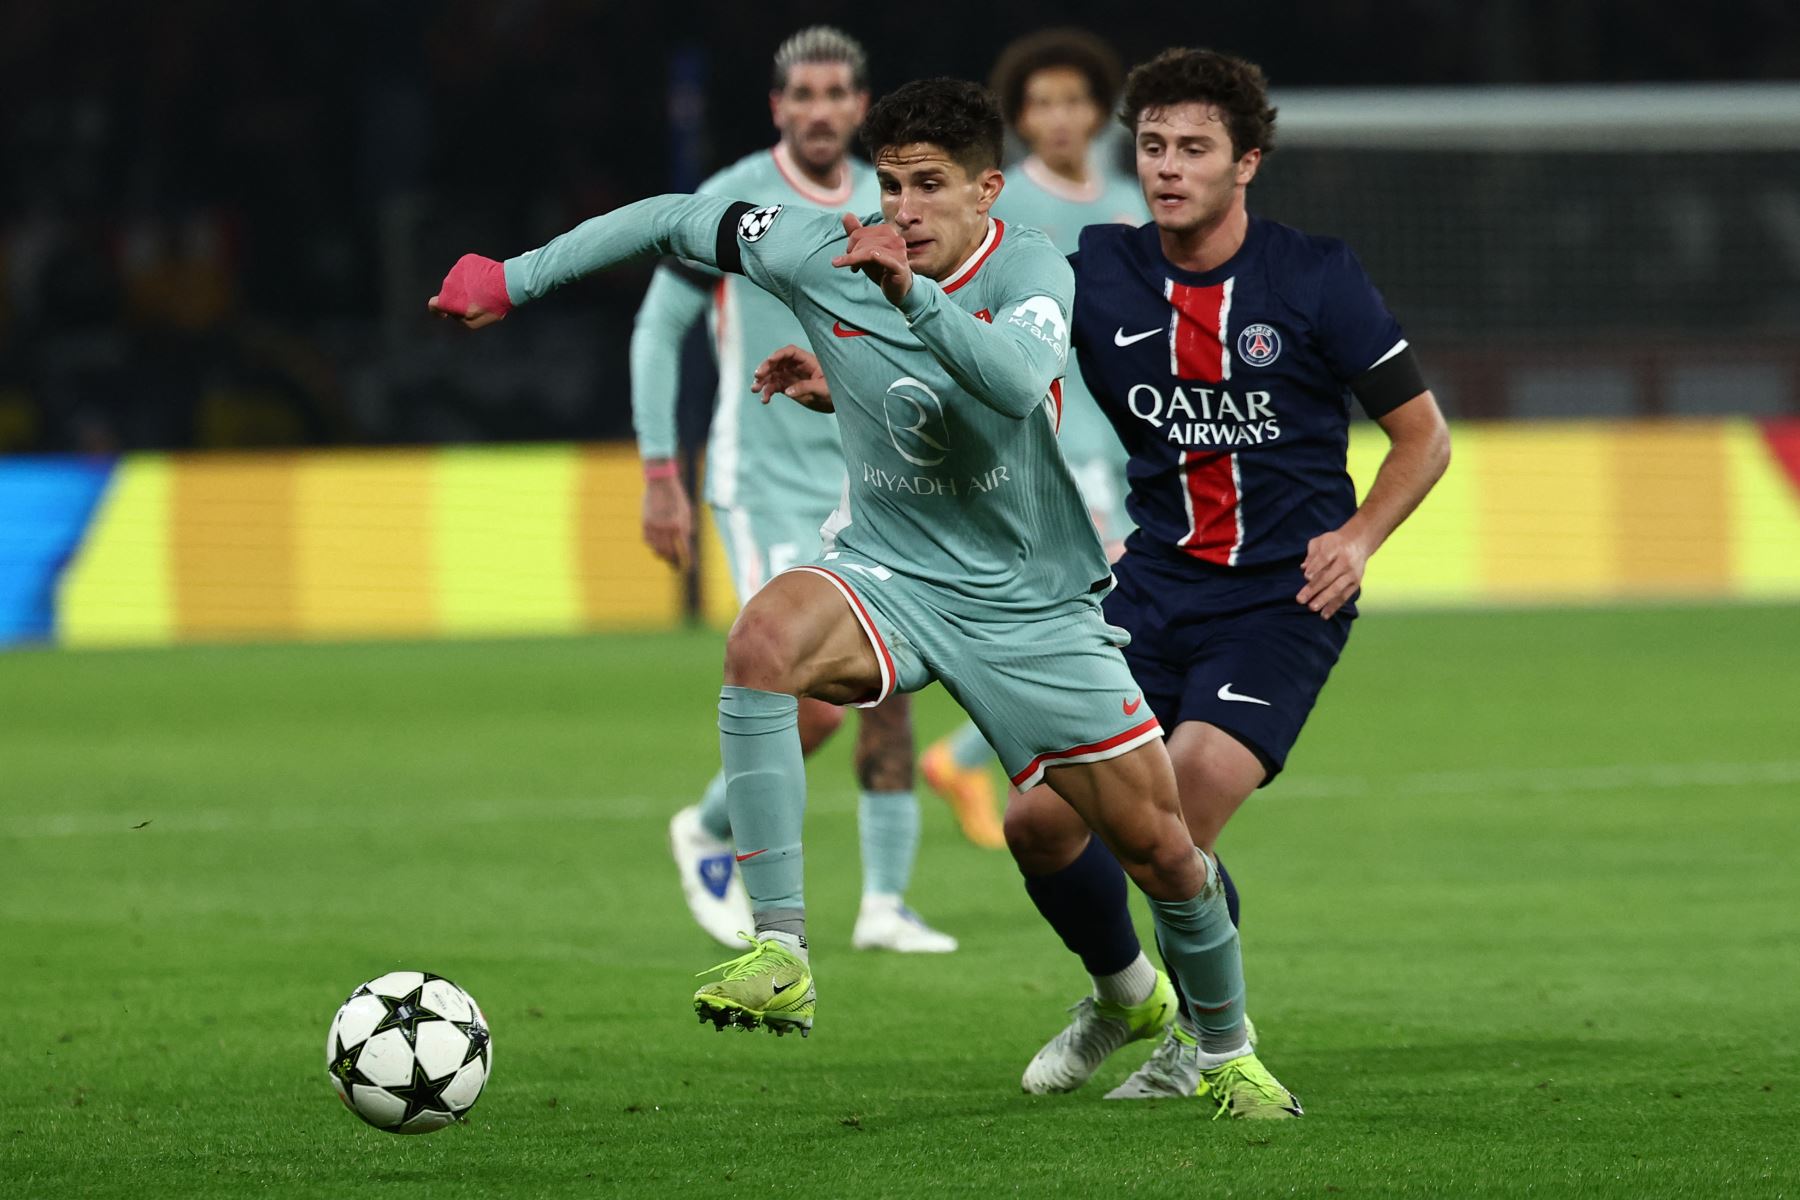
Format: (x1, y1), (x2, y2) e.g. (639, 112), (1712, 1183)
(1237, 323), (1282, 367)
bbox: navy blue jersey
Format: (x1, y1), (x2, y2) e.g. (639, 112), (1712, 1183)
(1071, 217), (1412, 569)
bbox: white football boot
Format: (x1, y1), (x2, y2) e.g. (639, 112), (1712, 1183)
(668, 805), (752, 949)
(850, 893), (958, 953)
(1021, 971), (1177, 1094)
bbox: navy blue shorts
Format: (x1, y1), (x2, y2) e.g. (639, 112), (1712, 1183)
(1103, 549), (1354, 782)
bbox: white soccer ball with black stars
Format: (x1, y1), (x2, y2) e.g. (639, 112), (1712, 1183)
(325, 971), (491, 1134)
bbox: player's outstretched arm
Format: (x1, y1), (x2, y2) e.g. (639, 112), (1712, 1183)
(1298, 391), (1451, 618)
(752, 346), (834, 413)
(428, 194), (771, 324)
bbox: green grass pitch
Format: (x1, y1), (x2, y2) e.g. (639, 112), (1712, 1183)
(3, 604), (1797, 1197)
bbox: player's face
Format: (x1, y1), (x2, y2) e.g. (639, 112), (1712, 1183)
(875, 144), (1004, 282)
(1015, 66), (1103, 171)
(771, 62), (869, 174)
(1135, 103), (1260, 236)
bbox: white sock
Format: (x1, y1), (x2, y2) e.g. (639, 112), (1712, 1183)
(1193, 1039), (1253, 1070)
(860, 891), (904, 913)
(1092, 951), (1157, 1006)
(756, 929), (809, 962)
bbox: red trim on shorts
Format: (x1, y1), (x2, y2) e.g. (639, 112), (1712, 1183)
(1009, 717), (1163, 788)
(787, 565), (895, 706)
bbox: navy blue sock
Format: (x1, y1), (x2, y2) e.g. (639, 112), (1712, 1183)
(1215, 853), (1241, 929)
(1021, 835), (1140, 976)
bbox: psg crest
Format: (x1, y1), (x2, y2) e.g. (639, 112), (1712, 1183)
(1237, 323), (1282, 367)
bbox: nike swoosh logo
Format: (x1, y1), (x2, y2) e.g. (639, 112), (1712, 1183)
(1123, 696), (1143, 716)
(735, 848), (768, 862)
(1114, 327), (1160, 347)
(832, 320), (867, 338)
(771, 980), (796, 995)
(1217, 683), (1271, 706)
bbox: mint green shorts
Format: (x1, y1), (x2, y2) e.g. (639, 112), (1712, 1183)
(786, 550), (1163, 790)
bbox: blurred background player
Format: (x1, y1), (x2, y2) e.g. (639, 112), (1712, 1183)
(918, 30), (1146, 851)
(631, 27), (956, 954)
(1009, 47), (1451, 1101)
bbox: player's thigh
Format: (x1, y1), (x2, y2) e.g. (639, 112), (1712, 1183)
(1164, 720), (1267, 852)
(724, 570), (882, 702)
(1041, 742), (1201, 899)
(777, 552), (935, 710)
(1175, 600), (1354, 784)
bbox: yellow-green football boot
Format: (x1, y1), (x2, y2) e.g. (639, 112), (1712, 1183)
(1106, 1014), (1260, 1099)
(1196, 1052), (1303, 1120)
(1021, 970), (1177, 1093)
(694, 934), (815, 1037)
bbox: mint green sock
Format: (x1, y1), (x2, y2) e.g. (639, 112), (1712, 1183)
(948, 721), (996, 770)
(858, 790), (920, 897)
(696, 770), (732, 841)
(718, 686), (805, 925)
(1146, 850), (1246, 1054)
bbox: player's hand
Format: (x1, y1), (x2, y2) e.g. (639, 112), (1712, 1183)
(641, 471), (693, 570)
(752, 344), (834, 413)
(1298, 527), (1370, 619)
(428, 254), (512, 329)
(830, 213), (914, 307)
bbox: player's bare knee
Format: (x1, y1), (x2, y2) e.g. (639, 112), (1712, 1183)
(1002, 802), (1086, 874)
(722, 608), (801, 691)
(1108, 823), (1202, 899)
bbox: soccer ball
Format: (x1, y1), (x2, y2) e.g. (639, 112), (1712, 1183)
(325, 971), (492, 1134)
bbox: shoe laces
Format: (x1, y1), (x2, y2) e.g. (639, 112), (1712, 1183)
(1200, 1057), (1289, 1120)
(696, 933), (780, 980)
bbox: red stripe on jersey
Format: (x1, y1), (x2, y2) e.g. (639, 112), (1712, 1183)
(1178, 450), (1241, 565)
(1165, 279), (1231, 383)
(1048, 378), (1063, 434)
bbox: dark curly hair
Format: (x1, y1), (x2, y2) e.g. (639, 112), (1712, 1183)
(987, 28), (1123, 130)
(1119, 48), (1277, 159)
(860, 79), (1004, 176)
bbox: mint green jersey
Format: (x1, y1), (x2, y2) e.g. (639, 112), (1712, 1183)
(629, 147), (879, 515)
(508, 195), (1109, 617)
(993, 156), (1145, 253)
(993, 156), (1147, 541)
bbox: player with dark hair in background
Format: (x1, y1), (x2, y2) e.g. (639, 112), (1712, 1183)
(631, 26), (958, 957)
(1008, 47), (1451, 1105)
(431, 74), (1302, 1118)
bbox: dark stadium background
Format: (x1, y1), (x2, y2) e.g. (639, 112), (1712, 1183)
(2, 0), (1795, 455)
